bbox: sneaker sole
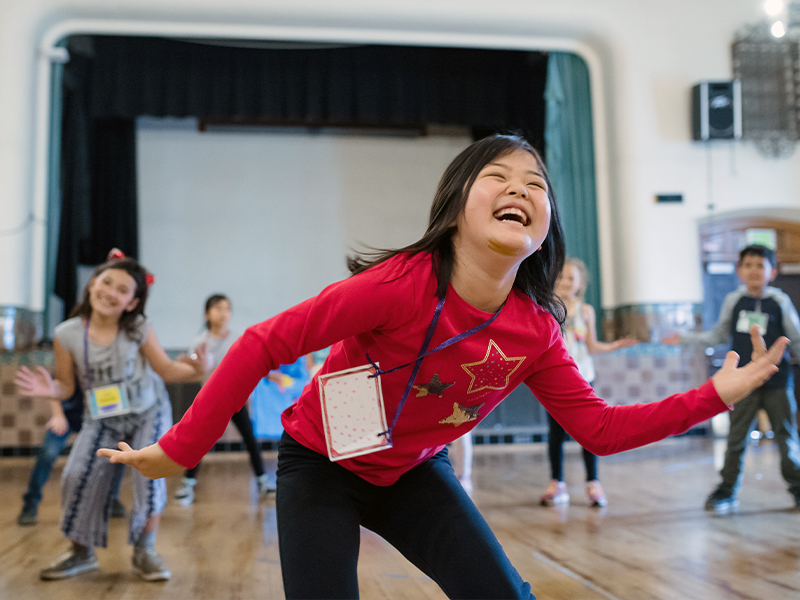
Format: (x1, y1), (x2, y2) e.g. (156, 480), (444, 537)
(40, 561), (99, 580)
(708, 500), (739, 515)
(541, 495), (570, 506)
(133, 566), (171, 582)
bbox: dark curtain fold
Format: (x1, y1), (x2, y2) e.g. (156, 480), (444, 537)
(84, 37), (547, 149)
(56, 35), (548, 317)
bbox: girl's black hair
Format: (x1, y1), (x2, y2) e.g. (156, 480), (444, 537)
(69, 257), (150, 341)
(347, 133), (566, 324)
(204, 294), (231, 329)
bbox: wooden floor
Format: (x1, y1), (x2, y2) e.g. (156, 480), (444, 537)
(1, 437), (799, 600)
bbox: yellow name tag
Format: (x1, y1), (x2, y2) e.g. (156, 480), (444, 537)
(87, 384), (131, 420)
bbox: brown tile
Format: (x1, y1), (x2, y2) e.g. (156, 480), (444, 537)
(35, 414), (48, 427)
(1, 414), (14, 428)
(18, 397), (32, 411)
(1, 381), (15, 396)
(18, 430), (32, 445)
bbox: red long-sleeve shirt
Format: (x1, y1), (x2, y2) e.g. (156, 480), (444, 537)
(159, 252), (726, 485)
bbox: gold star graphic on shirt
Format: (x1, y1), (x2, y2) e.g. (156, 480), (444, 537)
(461, 340), (525, 394)
(413, 374), (455, 397)
(439, 402), (484, 427)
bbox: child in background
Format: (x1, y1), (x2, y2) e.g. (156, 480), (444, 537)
(174, 294), (273, 505)
(17, 383), (126, 526)
(99, 135), (786, 599)
(541, 257), (637, 507)
(15, 249), (206, 581)
(665, 244), (800, 514)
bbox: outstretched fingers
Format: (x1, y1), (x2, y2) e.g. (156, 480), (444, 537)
(96, 441), (135, 464)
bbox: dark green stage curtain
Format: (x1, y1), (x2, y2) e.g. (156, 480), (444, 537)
(544, 52), (602, 333)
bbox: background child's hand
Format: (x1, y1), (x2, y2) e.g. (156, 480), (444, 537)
(711, 326), (788, 406)
(14, 366), (57, 398)
(46, 413), (69, 436)
(661, 333), (680, 345)
(97, 441), (184, 479)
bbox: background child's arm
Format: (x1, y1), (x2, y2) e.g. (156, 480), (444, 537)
(14, 338), (76, 400)
(140, 327), (206, 383)
(777, 292), (800, 358)
(667, 289), (740, 346)
(582, 303), (637, 354)
(46, 399), (69, 436)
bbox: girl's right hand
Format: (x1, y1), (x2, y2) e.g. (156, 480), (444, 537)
(14, 366), (57, 398)
(97, 441), (185, 480)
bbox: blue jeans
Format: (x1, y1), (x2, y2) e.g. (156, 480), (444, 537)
(276, 432), (534, 599)
(23, 426), (124, 508)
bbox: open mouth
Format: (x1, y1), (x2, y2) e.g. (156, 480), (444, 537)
(493, 207), (530, 226)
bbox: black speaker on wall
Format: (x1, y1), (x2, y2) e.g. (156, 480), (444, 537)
(692, 80), (742, 140)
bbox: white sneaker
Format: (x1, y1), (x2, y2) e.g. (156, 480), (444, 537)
(132, 549), (171, 581)
(175, 477), (196, 505)
(257, 474), (276, 495)
(540, 480), (570, 506)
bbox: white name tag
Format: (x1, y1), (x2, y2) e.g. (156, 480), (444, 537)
(86, 383), (131, 420)
(736, 310), (768, 335)
(318, 364), (391, 462)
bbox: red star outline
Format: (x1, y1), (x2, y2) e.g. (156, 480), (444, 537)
(461, 339), (526, 394)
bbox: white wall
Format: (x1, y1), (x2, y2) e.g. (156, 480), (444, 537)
(137, 120), (470, 347)
(2, 0), (800, 316)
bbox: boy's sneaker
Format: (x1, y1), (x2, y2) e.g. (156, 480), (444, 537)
(132, 549), (171, 581)
(540, 480), (570, 506)
(40, 547), (98, 580)
(586, 480), (608, 507)
(257, 474), (276, 494)
(17, 503), (38, 526)
(111, 499), (126, 518)
(175, 477), (196, 505)
(704, 487), (739, 515)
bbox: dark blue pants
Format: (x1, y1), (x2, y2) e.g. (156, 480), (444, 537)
(23, 426), (124, 508)
(547, 412), (597, 482)
(185, 403), (264, 479)
(276, 432), (534, 599)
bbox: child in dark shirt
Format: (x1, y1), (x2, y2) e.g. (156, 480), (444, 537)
(666, 244), (800, 513)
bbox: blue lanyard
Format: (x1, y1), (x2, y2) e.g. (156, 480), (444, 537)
(368, 293), (503, 443)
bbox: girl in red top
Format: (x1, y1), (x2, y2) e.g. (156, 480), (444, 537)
(99, 134), (786, 599)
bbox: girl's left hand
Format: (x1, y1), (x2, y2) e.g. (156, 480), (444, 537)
(711, 325), (789, 406)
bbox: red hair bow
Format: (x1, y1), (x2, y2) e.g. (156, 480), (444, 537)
(107, 248), (156, 287)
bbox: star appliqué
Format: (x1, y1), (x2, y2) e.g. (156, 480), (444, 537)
(413, 373), (455, 397)
(461, 340), (525, 394)
(439, 402), (484, 427)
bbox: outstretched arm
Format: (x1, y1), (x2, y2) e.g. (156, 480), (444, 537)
(528, 324), (788, 457)
(582, 304), (638, 354)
